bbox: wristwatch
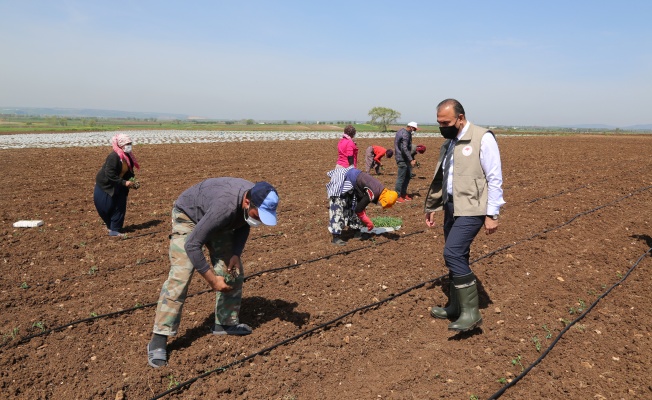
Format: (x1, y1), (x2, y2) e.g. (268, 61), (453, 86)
(487, 214), (499, 220)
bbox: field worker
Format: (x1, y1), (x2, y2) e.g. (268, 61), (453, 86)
(364, 145), (394, 175)
(410, 144), (427, 178)
(93, 133), (140, 238)
(147, 179), (279, 368)
(394, 121), (418, 202)
(327, 167), (398, 245)
(336, 124), (358, 168)
(411, 144), (427, 160)
(424, 99), (505, 332)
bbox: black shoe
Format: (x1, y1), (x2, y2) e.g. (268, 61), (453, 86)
(331, 237), (346, 246)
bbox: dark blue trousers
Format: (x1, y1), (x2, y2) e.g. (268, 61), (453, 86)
(394, 161), (412, 197)
(93, 184), (128, 232)
(442, 201), (484, 277)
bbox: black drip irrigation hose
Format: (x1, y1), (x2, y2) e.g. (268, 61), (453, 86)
(6, 184), (652, 349)
(246, 230), (424, 279)
(149, 186), (652, 398)
(486, 246), (652, 400)
(526, 184), (589, 204)
(150, 273), (448, 400)
(1, 231), (424, 349)
(152, 242), (652, 399)
(0, 259), (159, 306)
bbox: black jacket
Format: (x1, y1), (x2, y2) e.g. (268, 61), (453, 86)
(95, 152), (134, 196)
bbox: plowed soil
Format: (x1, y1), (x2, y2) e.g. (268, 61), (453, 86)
(1, 134), (651, 399)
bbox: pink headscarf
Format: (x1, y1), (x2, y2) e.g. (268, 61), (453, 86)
(110, 133), (140, 170)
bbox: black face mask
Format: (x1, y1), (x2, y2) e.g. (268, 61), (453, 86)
(439, 125), (458, 140)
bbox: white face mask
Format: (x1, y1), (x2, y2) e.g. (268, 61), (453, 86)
(123, 144), (133, 153)
(244, 207), (262, 227)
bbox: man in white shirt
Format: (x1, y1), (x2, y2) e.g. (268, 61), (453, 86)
(424, 98), (505, 332)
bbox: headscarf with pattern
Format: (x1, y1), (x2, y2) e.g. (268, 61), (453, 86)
(110, 133), (139, 170)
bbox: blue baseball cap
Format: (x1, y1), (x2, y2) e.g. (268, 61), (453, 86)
(250, 182), (279, 226)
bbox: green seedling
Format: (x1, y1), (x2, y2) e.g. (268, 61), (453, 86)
(129, 177), (141, 189)
(616, 272), (623, 279)
(371, 216), (403, 228)
(497, 377), (507, 384)
(79, 242), (86, 247)
(560, 318), (571, 327)
(569, 299), (586, 315)
(167, 374), (180, 389)
(90, 312), (98, 318)
(19, 282), (29, 289)
(470, 395), (479, 400)
(511, 355), (524, 371)
(2, 327), (20, 343)
(32, 321), (45, 332)
(542, 325), (553, 340)
(532, 336), (542, 352)
(88, 266), (98, 275)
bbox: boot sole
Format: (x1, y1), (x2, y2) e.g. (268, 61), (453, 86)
(448, 318), (483, 332)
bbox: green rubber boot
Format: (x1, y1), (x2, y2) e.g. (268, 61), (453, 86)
(448, 274), (483, 332)
(430, 279), (459, 319)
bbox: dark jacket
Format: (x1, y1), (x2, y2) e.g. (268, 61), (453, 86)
(174, 178), (253, 274)
(350, 171), (385, 213)
(394, 128), (413, 163)
(95, 152), (135, 197)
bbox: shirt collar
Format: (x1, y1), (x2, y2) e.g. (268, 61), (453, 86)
(457, 121), (470, 140)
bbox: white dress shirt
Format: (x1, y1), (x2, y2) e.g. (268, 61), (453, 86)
(445, 121), (505, 215)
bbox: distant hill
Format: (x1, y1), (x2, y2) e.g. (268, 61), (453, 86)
(0, 107), (188, 120)
(624, 124), (652, 131)
(2, 107), (651, 130)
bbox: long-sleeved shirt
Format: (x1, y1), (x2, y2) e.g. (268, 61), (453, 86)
(394, 128), (413, 163)
(371, 145), (387, 164)
(336, 134), (358, 167)
(446, 122), (505, 215)
(174, 178), (253, 274)
(345, 169), (385, 213)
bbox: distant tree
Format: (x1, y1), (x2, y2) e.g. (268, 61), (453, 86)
(245, 119), (255, 125)
(368, 107), (401, 132)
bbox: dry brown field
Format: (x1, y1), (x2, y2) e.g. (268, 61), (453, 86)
(1, 134), (651, 399)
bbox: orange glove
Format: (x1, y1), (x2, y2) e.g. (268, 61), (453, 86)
(356, 211), (374, 230)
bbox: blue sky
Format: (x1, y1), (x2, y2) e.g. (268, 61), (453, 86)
(1, 1), (651, 126)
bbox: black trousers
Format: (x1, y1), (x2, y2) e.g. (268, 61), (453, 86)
(93, 184), (128, 232)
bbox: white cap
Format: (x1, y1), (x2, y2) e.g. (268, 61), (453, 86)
(407, 121), (418, 129)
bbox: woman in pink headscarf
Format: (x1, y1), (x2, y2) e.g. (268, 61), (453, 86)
(93, 133), (140, 237)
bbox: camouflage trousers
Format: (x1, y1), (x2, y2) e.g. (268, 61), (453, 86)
(328, 193), (362, 235)
(152, 207), (245, 336)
